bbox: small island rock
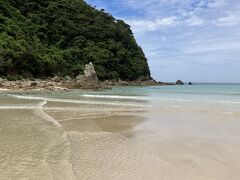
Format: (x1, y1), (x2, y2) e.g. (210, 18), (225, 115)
(176, 80), (184, 85)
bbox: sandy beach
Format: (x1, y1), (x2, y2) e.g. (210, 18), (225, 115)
(1, 85), (240, 180)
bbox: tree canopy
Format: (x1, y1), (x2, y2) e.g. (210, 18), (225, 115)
(0, 0), (151, 80)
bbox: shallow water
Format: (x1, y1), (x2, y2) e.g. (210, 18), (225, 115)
(1, 84), (240, 180)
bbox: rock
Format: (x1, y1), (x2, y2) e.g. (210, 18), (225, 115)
(3, 81), (10, 87)
(52, 76), (60, 82)
(176, 80), (184, 85)
(76, 75), (86, 81)
(64, 76), (71, 81)
(101, 80), (114, 86)
(188, 82), (193, 85)
(141, 79), (158, 86)
(84, 62), (98, 83)
(46, 82), (54, 86)
(117, 80), (129, 86)
(75, 62), (99, 88)
(31, 82), (38, 87)
(0, 77), (4, 83)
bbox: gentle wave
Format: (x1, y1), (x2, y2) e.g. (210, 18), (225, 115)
(8, 94), (148, 107)
(8, 94), (240, 105)
(82, 94), (149, 100)
(0, 106), (39, 109)
(82, 94), (240, 104)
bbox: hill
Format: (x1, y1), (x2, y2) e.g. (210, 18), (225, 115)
(0, 0), (151, 81)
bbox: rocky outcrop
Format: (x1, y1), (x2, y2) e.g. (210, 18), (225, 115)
(52, 76), (61, 82)
(31, 82), (38, 87)
(75, 62), (99, 89)
(100, 79), (173, 87)
(84, 62), (98, 82)
(176, 80), (184, 85)
(0, 65), (176, 90)
(0, 79), (68, 91)
(64, 76), (71, 81)
(188, 82), (193, 85)
(0, 77), (4, 83)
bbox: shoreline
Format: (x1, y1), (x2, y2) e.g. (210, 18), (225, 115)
(0, 78), (174, 91)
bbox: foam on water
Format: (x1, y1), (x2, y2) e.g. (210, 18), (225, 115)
(9, 94), (148, 107)
(0, 106), (39, 109)
(82, 94), (149, 100)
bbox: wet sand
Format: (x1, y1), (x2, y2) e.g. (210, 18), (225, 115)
(46, 100), (240, 180)
(1, 90), (240, 180)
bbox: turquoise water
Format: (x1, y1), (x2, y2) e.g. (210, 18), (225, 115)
(2, 83), (240, 116)
(5, 83), (240, 112)
(11, 83), (240, 101)
(109, 83), (240, 103)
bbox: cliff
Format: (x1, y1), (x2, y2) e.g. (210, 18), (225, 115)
(0, 0), (151, 81)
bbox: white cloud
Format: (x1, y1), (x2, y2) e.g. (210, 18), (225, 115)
(182, 41), (240, 55)
(185, 16), (204, 26)
(87, 0), (240, 82)
(126, 17), (178, 32)
(126, 16), (206, 32)
(208, 0), (227, 8)
(119, 0), (240, 30)
(214, 14), (240, 26)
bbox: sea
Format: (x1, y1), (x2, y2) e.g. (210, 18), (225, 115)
(1, 83), (240, 180)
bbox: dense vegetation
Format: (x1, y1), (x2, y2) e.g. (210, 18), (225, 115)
(0, 0), (151, 81)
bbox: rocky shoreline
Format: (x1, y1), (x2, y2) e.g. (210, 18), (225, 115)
(0, 62), (174, 91)
(0, 77), (172, 91)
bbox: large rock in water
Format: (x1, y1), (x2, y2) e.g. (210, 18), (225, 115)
(76, 62), (99, 88)
(176, 80), (184, 85)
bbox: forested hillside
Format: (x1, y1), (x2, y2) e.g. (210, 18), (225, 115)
(0, 0), (151, 80)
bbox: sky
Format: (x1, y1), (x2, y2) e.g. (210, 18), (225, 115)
(85, 0), (240, 83)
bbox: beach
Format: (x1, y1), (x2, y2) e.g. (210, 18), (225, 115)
(1, 84), (240, 180)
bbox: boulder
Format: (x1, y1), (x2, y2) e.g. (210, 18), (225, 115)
(84, 62), (98, 83)
(117, 79), (129, 86)
(3, 81), (10, 87)
(188, 82), (193, 85)
(76, 75), (86, 81)
(64, 76), (71, 81)
(31, 82), (38, 87)
(75, 62), (99, 88)
(176, 80), (184, 85)
(0, 77), (4, 83)
(52, 76), (60, 82)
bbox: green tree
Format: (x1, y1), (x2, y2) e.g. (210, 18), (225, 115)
(0, 0), (151, 80)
